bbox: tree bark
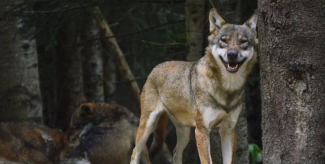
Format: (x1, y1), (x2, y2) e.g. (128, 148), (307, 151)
(80, 15), (104, 102)
(259, 0), (325, 163)
(0, 0), (42, 123)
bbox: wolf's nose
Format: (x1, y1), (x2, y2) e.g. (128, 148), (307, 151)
(227, 49), (238, 60)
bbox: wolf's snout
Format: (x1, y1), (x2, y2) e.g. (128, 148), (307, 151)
(227, 49), (238, 60)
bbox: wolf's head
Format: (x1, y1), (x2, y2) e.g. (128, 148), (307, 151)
(208, 8), (257, 75)
(70, 96), (138, 131)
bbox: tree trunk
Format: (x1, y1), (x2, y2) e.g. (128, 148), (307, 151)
(80, 15), (104, 102)
(183, 0), (206, 163)
(34, 1), (58, 127)
(0, 0), (42, 123)
(36, 29), (57, 127)
(55, 22), (83, 131)
(185, 0), (206, 61)
(259, 0), (325, 163)
(103, 44), (117, 104)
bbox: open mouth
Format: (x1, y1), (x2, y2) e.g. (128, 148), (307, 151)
(219, 56), (246, 73)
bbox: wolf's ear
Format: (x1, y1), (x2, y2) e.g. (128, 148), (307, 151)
(244, 10), (258, 30)
(77, 95), (87, 107)
(79, 104), (94, 116)
(209, 8), (225, 32)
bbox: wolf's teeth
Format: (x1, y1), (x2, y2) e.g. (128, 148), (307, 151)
(227, 64), (239, 69)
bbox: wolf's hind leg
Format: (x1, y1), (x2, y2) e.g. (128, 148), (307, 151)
(130, 108), (164, 164)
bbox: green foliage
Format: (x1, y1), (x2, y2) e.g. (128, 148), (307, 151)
(248, 144), (262, 164)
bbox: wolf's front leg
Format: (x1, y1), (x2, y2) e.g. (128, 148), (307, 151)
(219, 105), (241, 164)
(219, 125), (237, 164)
(195, 127), (212, 164)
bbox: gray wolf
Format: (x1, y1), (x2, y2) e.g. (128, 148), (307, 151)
(130, 8), (257, 164)
(67, 96), (148, 164)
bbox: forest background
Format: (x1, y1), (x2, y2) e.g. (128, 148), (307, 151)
(5, 0), (324, 163)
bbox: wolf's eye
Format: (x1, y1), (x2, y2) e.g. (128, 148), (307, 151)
(241, 40), (248, 44)
(220, 37), (227, 43)
(241, 39), (248, 50)
(219, 37), (227, 48)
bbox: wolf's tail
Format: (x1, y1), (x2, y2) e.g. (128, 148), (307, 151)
(149, 112), (168, 159)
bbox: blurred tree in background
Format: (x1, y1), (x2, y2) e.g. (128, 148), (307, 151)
(0, 0), (43, 123)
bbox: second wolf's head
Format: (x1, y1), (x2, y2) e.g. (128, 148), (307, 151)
(66, 96), (140, 164)
(69, 96), (139, 134)
(208, 8), (257, 75)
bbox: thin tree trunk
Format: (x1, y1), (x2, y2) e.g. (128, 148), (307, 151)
(183, 0), (206, 163)
(55, 22), (83, 131)
(185, 0), (206, 61)
(0, 0), (42, 123)
(34, 1), (58, 127)
(36, 30), (57, 127)
(259, 0), (325, 163)
(80, 15), (104, 102)
(103, 45), (117, 104)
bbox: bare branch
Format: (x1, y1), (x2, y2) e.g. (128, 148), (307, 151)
(142, 40), (186, 47)
(135, 0), (185, 3)
(209, 0), (216, 8)
(24, 4), (92, 14)
(65, 19), (185, 47)
(25, 1), (185, 14)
